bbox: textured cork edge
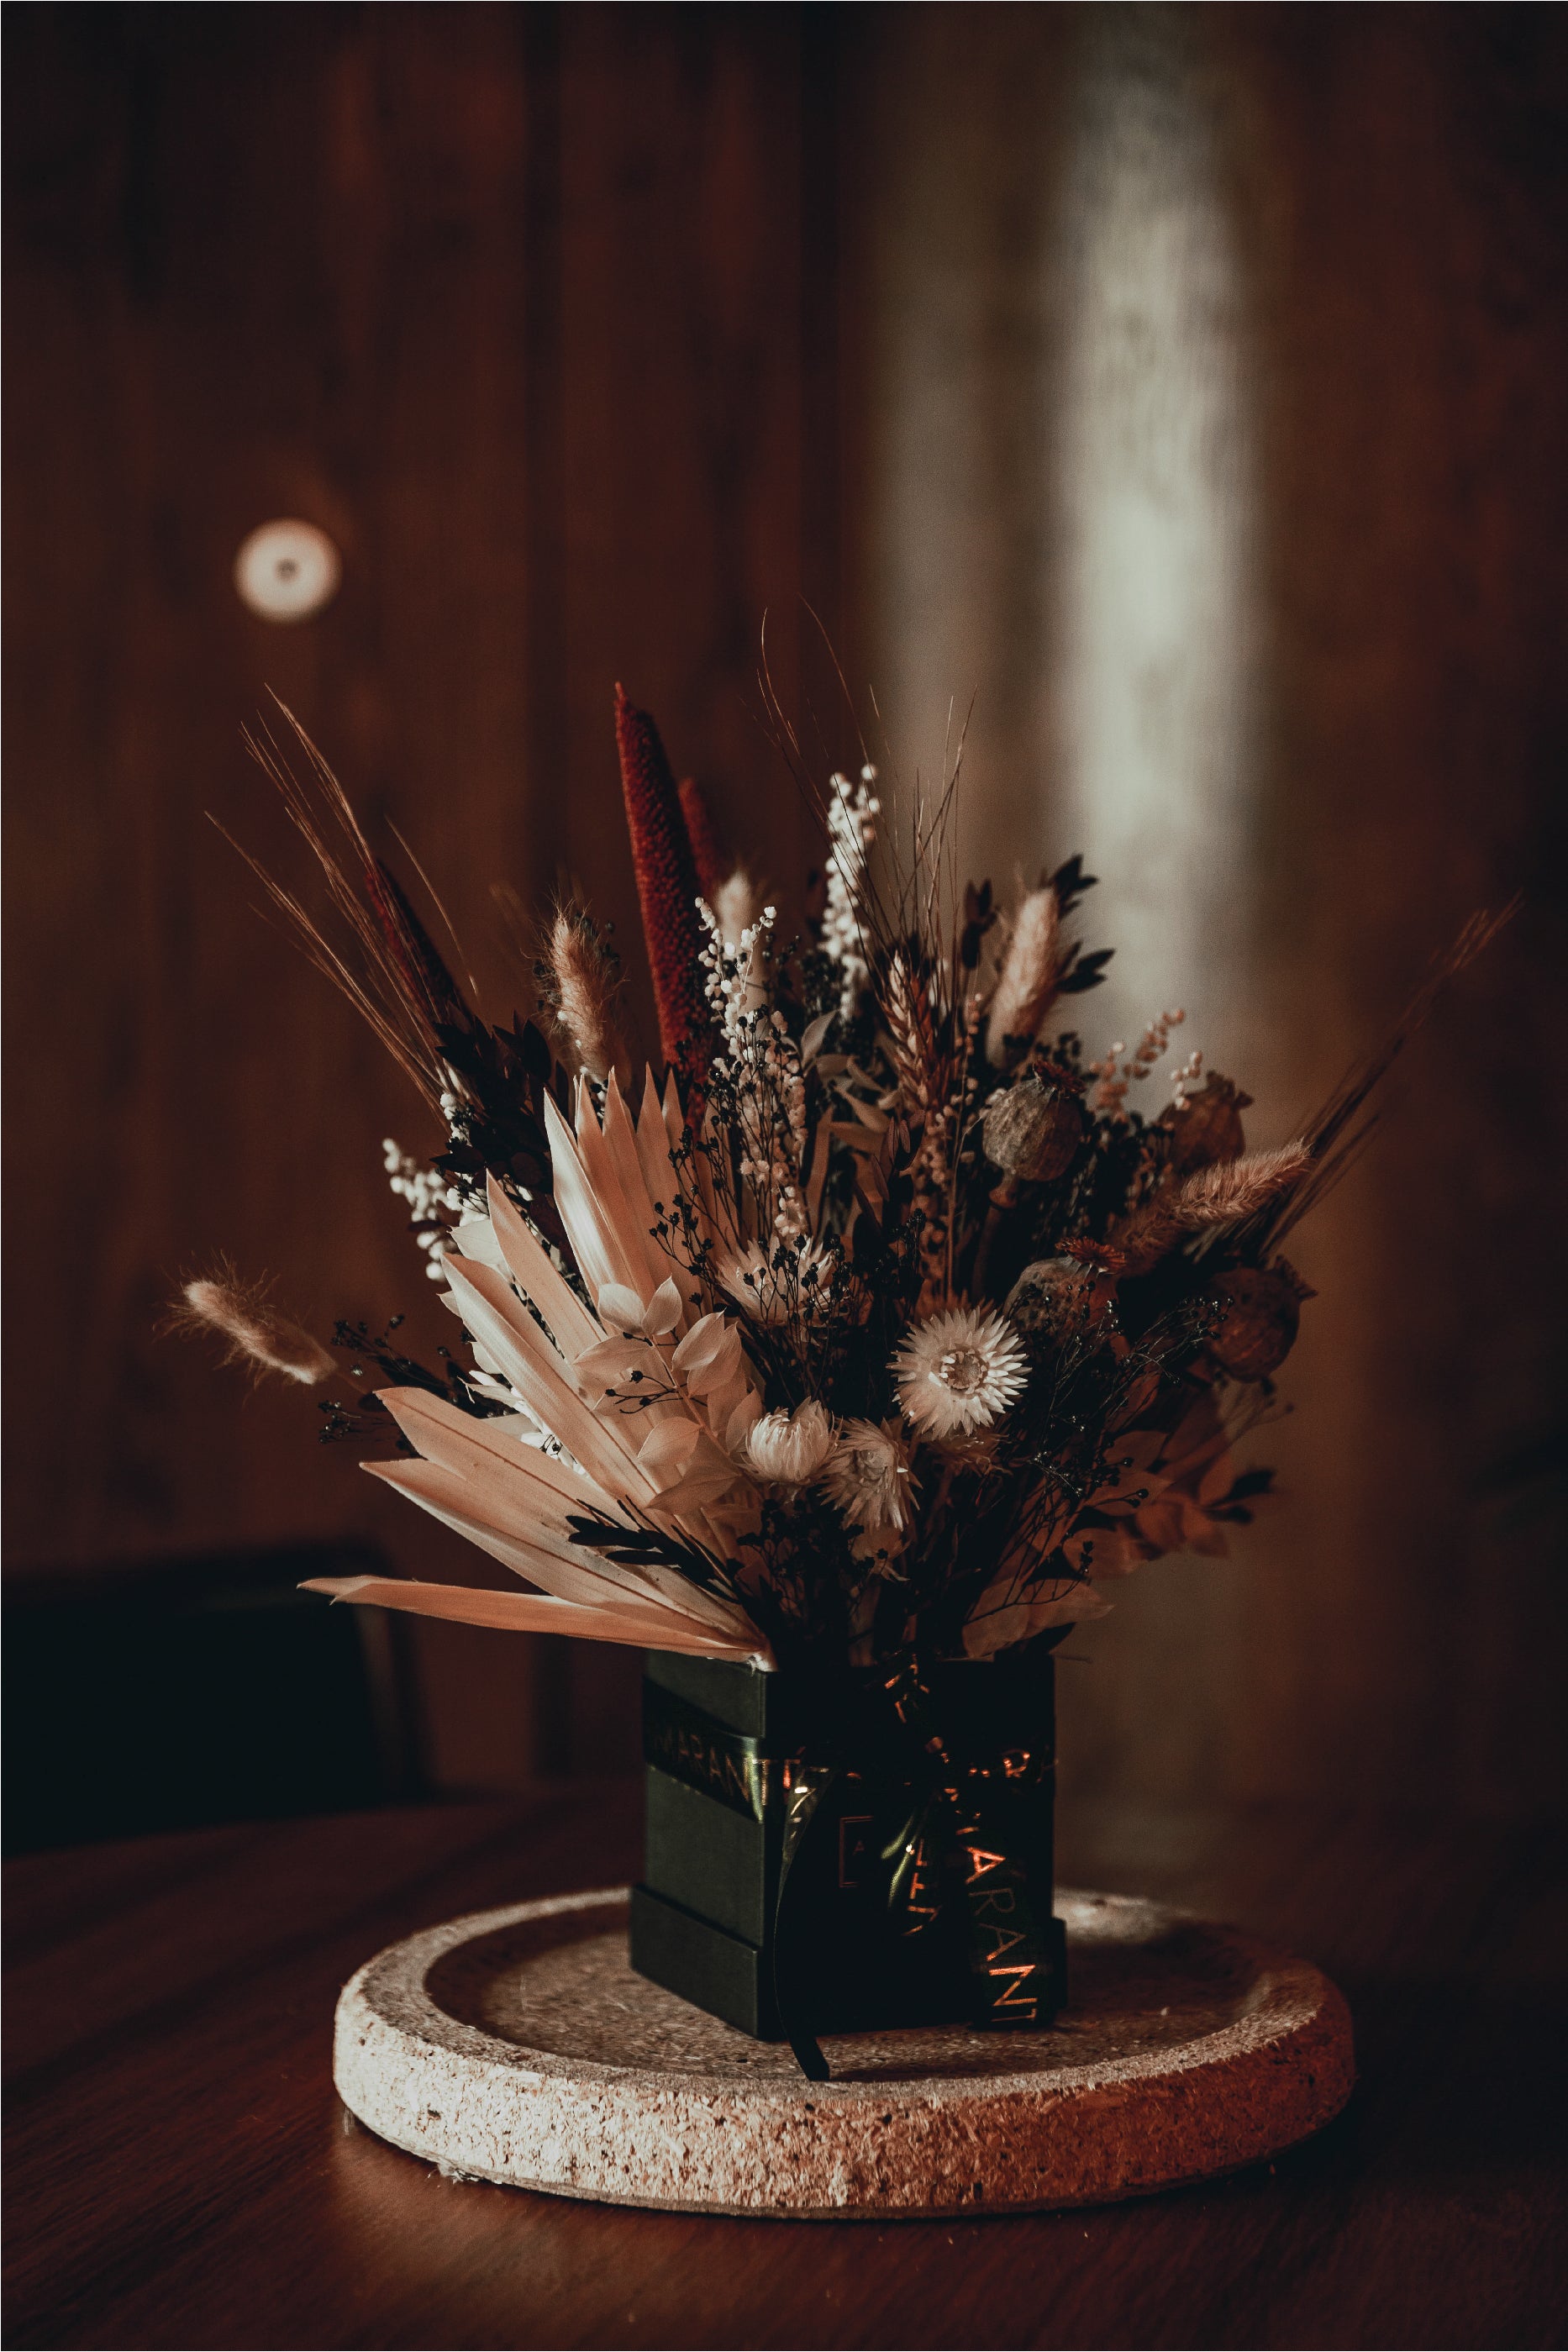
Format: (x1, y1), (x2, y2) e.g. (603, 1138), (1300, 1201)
(334, 1888), (1355, 2218)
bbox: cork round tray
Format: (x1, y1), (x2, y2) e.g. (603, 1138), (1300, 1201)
(334, 1886), (1354, 2218)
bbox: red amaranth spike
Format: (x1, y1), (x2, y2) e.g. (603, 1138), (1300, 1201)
(676, 775), (730, 902)
(614, 685), (715, 1081)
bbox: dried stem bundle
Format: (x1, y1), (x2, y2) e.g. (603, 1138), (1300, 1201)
(1225, 899), (1520, 1260)
(221, 699), (471, 1108)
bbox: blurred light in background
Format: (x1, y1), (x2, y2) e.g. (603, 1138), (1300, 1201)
(865, 10), (1256, 1067)
(1053, 10), (1257, 1060)
(862, 7), (1269, 1799)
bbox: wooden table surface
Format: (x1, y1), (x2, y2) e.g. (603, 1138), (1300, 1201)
(5, 1786), (1565, 2350)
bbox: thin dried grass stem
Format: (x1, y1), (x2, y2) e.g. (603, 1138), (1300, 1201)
(1253, 898), (1521, 1254)
(221, 697), (471, 1107)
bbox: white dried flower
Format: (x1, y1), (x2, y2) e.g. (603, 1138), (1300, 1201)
(384, 1138), (465, 1281)
(746, 1399), (836, 1485)
(892, 1307), (1029, 1440)
(716, 1239), (836, 1324)
(822, 767), (879, 1017)
(820, 1418), (915, 1534)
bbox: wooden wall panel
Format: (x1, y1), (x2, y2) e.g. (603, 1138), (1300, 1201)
(1229, 3), (1568, 1814)
(3, 3), (846, 1781)
(6, 3), (1563, 1811)
(857, 3), (1568, 1813)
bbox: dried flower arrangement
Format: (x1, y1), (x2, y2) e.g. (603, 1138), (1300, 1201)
(185, 688), (1509, 1688)
(182, 682), (1510, 2063)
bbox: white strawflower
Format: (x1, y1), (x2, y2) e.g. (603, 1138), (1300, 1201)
(746, 1400), (836, 1485)
(820, 1418), (915, 1533)
(892, 1307), (1029, 1440)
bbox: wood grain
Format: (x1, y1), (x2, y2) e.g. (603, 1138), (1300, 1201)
(4, 1792), (1565, 2348)
(1, 5), (849, 1781)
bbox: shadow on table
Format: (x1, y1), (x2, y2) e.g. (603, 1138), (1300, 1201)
(1308, 1971), (1568, 2183)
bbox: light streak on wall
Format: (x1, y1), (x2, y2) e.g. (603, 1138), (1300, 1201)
(1052, 10), (1258, 1066)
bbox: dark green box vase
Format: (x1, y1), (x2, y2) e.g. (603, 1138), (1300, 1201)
(629, 1634), (1067, 2063)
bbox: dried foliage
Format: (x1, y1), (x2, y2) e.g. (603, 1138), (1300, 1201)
(198, 675), (1513, 1681)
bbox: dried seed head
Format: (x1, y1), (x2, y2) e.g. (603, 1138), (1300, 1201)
(712, 869), (760, 953)
(982, 1076), (1085, 1183)
(987, 886), (1061, 1066)
(1203, 1263), (1308, 1381)
(616, 685), (713, 1080)
(1114, 1142), (1313, 1276)
(1160, 1074), (1251, 1174)
(676, 775), (730, 902)
(1005, 1257), (1107, 1346)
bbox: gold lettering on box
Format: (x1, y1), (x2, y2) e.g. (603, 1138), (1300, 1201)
(989, 1962), (1041, 2020)
(838, 1814), (874, 1890)
(643, 1688), (770, 1820)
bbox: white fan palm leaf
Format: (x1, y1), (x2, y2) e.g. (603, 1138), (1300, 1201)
(303, 1574), (766, 1660)
(368, 1442), (755, 1636)
(339, 1068), (776, 1662)
(441, 1255), (660, 1506)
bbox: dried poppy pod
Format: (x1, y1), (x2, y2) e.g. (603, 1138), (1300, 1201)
(1006, 1256), (1106, 1346)
(1203, 1262), (1311, 1381)
(1160, 1075), (1251, 1176)
(983, 1076), (1085, 1194)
